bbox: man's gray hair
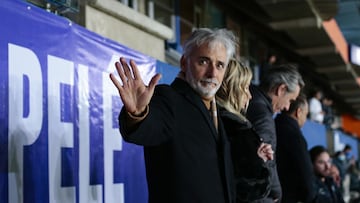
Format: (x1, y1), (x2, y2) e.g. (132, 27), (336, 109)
(260, 64), (305, 93)
(182, 28), (237, 65)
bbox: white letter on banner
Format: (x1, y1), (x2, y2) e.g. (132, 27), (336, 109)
(8, 44), (43, 203)
(77, 64), (103, 203)
(103, 71), (124, 203)
(48, 55), (75, 203)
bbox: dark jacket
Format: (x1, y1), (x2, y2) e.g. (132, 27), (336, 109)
(313, 177), (345, 203)
(246, 85), (282, 203)
(119, 78), (234, 203)
(220, 107), (271, 203)
(275, 113), (316, 203)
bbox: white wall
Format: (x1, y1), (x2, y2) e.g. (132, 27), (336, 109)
(85, 0), (173, 61)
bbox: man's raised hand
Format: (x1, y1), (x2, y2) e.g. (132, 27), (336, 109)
(109, 57), (161, 115)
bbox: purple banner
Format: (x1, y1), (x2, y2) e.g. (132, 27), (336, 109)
(0, 0), (169, 202)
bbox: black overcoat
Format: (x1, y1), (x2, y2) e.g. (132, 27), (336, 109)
(275, 113), (316, 203)
(220, 108), (271, 203)
(246, 85), (282, 203)
(119, 78), (234, 203)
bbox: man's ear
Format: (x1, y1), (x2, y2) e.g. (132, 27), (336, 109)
(180, 56), (187, 72)
(295, 107), (301, 118)
(276, 84), (287, 96)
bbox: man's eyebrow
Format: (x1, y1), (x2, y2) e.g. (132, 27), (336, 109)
(198, 56), (210, 60)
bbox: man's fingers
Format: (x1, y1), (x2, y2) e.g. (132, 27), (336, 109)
(130, 59), (140, 80)
(109, 73), (123, 91)
(115, 61), (130, 86)
(120, 57), (134, 80)
(148, 74), (162, 89)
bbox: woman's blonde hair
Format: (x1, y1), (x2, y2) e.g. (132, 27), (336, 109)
(216, 58), (253, 120)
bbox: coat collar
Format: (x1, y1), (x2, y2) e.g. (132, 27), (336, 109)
(171, 78), (219, 140)
(250, 84), (273, 114)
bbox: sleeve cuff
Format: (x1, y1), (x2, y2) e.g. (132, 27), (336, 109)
(126, 105), (149, 122)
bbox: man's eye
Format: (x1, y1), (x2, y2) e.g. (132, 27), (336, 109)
(199, 59), (208, 65)
(217, 63), (224, 69)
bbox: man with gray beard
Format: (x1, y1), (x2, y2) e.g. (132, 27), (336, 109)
(110, 28), (237, 203)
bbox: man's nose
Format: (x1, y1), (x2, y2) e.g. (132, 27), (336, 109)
(207, 63), (217, 76)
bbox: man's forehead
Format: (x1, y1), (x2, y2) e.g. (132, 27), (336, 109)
(194, 46), (227, 62)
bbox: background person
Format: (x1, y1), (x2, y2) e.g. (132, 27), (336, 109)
(322, 96), (335, 129)
(309, 88), (324, 123)
(309, 145), (345, 203)
(246, 64), (305, 203)
(275, 94), (316, 203)
(110, 28), (237, 203)
(333, 144), (356, 201)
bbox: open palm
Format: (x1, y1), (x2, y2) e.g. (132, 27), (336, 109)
(110, 57), (161, 115)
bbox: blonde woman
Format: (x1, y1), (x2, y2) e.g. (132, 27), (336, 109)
(216, 58), (273, 202)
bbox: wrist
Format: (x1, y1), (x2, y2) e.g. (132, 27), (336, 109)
(128, 106), (149, 118)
